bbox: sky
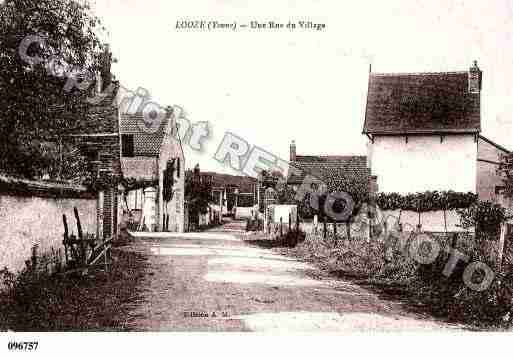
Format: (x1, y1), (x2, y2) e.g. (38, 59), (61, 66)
(92, 0), (513, 175)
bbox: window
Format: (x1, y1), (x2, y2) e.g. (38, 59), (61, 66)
(121, 134), (134, 157)
(163, 160), (175, 202)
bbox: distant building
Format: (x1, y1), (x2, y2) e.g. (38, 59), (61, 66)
(363, 61), (509, 203)
(287, 140), (371, 196)
(199, 171), (258, 216)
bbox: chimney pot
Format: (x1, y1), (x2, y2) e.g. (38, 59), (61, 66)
(469, 60), (482, 94)
(290, 140), (296, 162)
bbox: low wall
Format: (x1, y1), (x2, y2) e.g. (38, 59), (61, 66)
(379, 209), (465, 233)
(299, 208), (469, 239)
(267, 205), (298, 224)
(0, 176), (96, 274)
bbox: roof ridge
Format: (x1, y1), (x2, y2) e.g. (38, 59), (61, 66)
(296, 154), (366, 158)
(371, 71), (468, 77)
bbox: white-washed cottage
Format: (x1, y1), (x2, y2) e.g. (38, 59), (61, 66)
(120, 108), (185, 232)
(363, 61), (509, 204)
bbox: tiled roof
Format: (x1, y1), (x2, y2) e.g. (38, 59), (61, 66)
(201, 172), (257, 193)
(120, 157), (158, 181)
(364, 72), (481, 134)
(288, 155), (370, 187)
(120, 113), (170, 156)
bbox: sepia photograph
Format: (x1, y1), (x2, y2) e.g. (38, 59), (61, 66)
(0, 0), (512, 357)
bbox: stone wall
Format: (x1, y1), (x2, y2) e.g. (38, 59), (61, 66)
(0, 177), (96, 274)
(379, 209), (465, 233)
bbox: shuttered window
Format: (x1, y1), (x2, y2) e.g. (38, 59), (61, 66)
(121, 134), (134, 157)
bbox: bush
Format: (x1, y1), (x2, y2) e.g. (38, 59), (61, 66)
(282, 230), (306, 247)
(376, 191), (478, 212)
(246, 218), (263, 232)
(457, 201), (512, 239)
(412, 249), (513, 327)
(284, 228), (513, 328)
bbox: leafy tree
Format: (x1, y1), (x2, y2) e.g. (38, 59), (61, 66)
(185, 164), (214, 227)
(0, 0), (108, 178)
(499, 152), (513, 201)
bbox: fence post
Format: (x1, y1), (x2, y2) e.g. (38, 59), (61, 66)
(323, 217), (327, 239)
(63, 214), (69, 265)
(288, 213), (292, 233)
(280, 217), (283, 237)
(443, 208), (448, 233)
(451, 232), (459, 253)
(296, 211), (300, 232)
(368, 209), (373, 240)
(498, 223), (507, 270)
(334, 222), (337, 237)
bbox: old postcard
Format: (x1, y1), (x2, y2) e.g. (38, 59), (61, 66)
(0, 0), (512, 357)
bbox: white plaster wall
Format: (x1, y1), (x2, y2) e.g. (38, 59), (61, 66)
(158, 118), (186, 233)
(379, 209), (466, 233)
(299, 209), (468, 234)
(269, 205), (298, 224)
(369, 134), (477, 194)
(0, 195), (96, 274)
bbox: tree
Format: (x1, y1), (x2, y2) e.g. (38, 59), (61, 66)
(0, 0), (108, 178)
(499, 152), (513, 201)
(310, 169), (371, 239)
(185, 164), (214, 227)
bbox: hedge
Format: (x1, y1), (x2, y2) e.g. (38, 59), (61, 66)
(375, 191), (478, 212)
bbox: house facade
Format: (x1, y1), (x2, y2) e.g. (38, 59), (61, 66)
(68, 81), (122, 240)
(120, 109), (185, 232)
(363, 62), (501, 196)
(367, 134), (478, 194)
(477, 135), (511, 206)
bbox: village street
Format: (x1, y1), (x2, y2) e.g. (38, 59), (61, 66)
(120, 220), (465, 332)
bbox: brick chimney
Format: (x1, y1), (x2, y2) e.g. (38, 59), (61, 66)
(469, 60), (482, 94)
(290, 140), (296, 162)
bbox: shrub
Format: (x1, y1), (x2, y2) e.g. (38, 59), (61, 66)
(457, 201), (512, 239)
(246, 218), (263, 232)
(376, 191), (478, 212)
(286, 228), (512, 328)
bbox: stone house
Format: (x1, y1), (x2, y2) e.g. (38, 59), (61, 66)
(120, 110), (185, 232)
(363, 61), (510, 203)
(477, 135), (511, 206)
(67, 81), (122, 240)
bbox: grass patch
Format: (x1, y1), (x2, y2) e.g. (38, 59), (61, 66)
(0, 248), (148, 331)
(264, 231), (513, 329)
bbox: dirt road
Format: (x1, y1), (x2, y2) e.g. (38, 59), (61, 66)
(122, 220), (464, 332)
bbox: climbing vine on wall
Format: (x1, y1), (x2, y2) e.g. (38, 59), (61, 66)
(375, 191), (478, 212)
